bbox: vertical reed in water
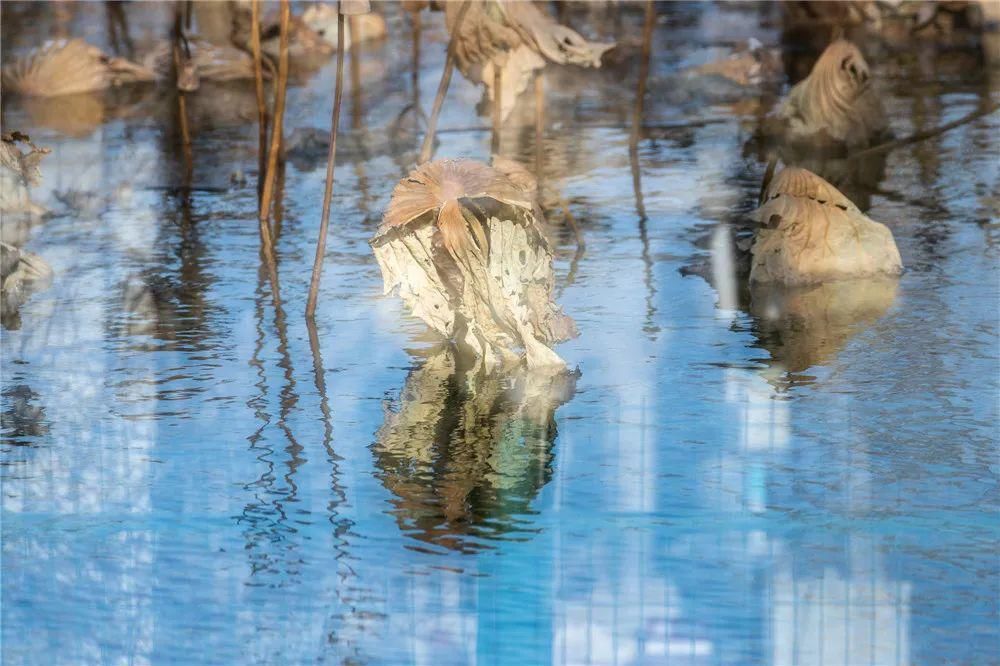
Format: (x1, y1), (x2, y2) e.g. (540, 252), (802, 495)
(419, 0), (470, 164)
(251, 0), (268, 200)
(259, 0), (290, 231)
(305, 12), (348, 319)
(629, 0), (655, 221)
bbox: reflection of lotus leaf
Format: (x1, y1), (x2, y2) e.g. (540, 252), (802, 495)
(21, 93), (106, 138)
(373, 346), (577, 552)
(749, 277), (899, 379)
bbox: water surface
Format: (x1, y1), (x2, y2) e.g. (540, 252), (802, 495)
(2, 3), (998, 664)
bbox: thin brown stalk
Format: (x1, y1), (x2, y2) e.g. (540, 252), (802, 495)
(172, 43), (193, 178)
(350, 15), (363, 130)
(305, 14), (347, 319)
(629, 0), (655, 221)
(491, 66), (502, 155)
(411, 8), (422, 109)
(534, 72), (544, 180)
(251, 0), (268, 200)
(630, 0), (655, 150)
(259, 0), (290, 233)
(419, 0), (471, 164)
(847, 102), (1000, 162)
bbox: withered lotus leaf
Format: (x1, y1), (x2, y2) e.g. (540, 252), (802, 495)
(779, 40), (887, 148)
(750, 167), (902, 285)
(371, 159), (576, 371)
(2, 39), (155, 98)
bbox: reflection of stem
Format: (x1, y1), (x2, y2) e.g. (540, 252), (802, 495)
(251, 0), (268, 201)
(349, 20), (372, 215)
(559, 224), (586, 296)
(106, 1), (134, 58)
(259, 0), (290, 226)
(535, 72), (544, 180)
(305, 320), (358, 651)
(847, 102), (1000, 162)
(419, 0), (471, 164)
(306, 320), (333, 454)
(306, 14), (347, 320)
(271, 262), (303, 527)
(350, 15), (363, 131)
(492, 66), (502, 155)
(411, 8), (422, 111)
(241, 265), (280, 574)
(171, 15), (193, 180)
(631, 0), (657, 333)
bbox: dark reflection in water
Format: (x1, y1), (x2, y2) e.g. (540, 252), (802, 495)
(0, 384), (48, 446)
(374, 347), (578, 554)
(748, 278), (899, 388)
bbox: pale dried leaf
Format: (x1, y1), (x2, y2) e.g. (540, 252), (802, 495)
(779, 40), (887, 147)
(372, 160), (574, 371)
(750, 167), (902, 284)
(2, 39), (154, 97)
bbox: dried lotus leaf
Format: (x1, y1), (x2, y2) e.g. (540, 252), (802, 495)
(2, 39), (154, 98)
(749, 167), (902, 285)
(371, 160), (575, 371)
(142, 39), (264, 84)
(779, 40), (887, 148)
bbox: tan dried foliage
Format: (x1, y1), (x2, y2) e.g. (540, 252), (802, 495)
(143, 39), (266, 88)
(750, 167), (902, 285)
(444, 1), (613, 119)
(373, 160), (574, 370)
(779, 40), (887, 147)
(2, 39), (155, 98)
(382, 159), (530, 257)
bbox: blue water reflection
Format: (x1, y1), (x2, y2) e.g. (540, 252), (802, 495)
(2, 2), (998, 664)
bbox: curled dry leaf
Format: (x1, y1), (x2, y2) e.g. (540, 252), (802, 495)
(688, 39), (783, 88)
(0, 241), (53, 328)
(142, 39), (268, 88)
(0, 133), (49, 225)
(750, 167), (902, 285)
(444, 1), (614, 120)
(2, 39), (155, 98)
(301, 5), (388, 47)
(779, 40), (887, 148)
(371, 159), (576, 371)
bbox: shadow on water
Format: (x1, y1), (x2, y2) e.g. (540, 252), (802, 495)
(373, 346), (578, 554)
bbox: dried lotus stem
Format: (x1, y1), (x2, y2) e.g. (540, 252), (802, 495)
(251, 0), (268, 200)
(419, 0), (470, 164)
(259, 0), (290, 231)
(306, 13), (347, 320)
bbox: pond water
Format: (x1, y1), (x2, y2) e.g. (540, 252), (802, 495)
(2, 2), (998, 664)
